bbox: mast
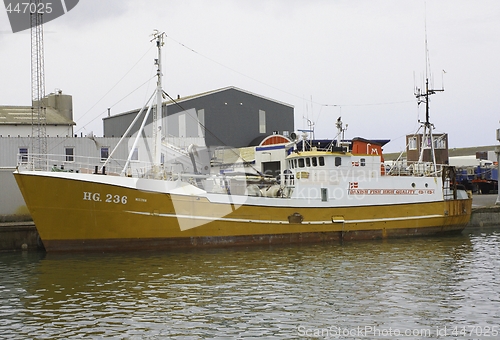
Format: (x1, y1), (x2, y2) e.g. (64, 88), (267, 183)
(415, 12), (443, 174)
(106, 30), (166, 178)
(153, 30), (165, 171)
(335, 117), (342, 147)
(415, 78), (443, 172)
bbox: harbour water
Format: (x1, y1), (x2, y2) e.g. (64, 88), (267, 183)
(0, 228), (499, 339)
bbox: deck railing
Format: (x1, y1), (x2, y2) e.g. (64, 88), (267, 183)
(386, 161), (446, 177)
(17, 153), (161, 178)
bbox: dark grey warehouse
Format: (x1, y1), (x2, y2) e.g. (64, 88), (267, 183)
(103, 86), (294, 148)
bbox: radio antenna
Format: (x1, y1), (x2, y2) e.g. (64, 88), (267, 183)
(414, 4), (444, 172)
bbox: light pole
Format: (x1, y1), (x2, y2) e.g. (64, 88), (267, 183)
(496, 127), (500, 205)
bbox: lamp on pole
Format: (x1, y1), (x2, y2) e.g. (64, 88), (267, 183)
(496, 127), (500, 205)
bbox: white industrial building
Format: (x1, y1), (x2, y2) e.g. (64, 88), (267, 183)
(0, 92), (132, 222)
(0, 91), (75, 138)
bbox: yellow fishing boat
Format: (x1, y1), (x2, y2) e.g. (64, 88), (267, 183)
(14, 31), (472, 252)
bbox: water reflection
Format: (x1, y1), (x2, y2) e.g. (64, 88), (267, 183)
(0, 229), (499, 339)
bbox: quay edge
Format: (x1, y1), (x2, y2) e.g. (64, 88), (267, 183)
(0, 221), (42, 252)
(465, 205), (500, 230)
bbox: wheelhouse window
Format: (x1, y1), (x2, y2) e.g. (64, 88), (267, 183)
(289, 157), (326, 168)
(65, 147), (74, 162)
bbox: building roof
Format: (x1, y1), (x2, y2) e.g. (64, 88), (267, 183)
(104, 86), (294, 120)
(351, 137), (391, 147)
(249, 134), (291, 147)
(170, 86), (294, 108)
(0, 106), (75, 126)
(448, 145), (498, 157)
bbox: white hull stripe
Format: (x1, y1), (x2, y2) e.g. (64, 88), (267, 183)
(125, 210), (444, 225)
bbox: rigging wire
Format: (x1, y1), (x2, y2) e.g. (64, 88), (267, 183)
(167, 33), (421, 148)
(74, 75), (156, 135)
(56, 33), (421, 158)
(165, 35), (304, 103)
(75, 44), (155, 131)
(166, 35), (413, 109)
(75, 33), (418, 144)
(49, 76), (156, 153)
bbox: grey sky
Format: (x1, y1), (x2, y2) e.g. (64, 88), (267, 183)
(1, 0), (499, 153)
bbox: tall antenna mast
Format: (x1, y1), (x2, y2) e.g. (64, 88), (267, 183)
(152, 30), (165, 172)
(107, 31), (166, 177)
(30, 0), (47, 169)
(414, 7), (444, 173)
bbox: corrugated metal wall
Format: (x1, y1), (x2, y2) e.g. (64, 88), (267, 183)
(103, 87), (295, 148)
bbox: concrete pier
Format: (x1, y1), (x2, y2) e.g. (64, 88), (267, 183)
(0, 221), (40, 252)
(466, 194), (500, 230)
(1, 195), (498, 252)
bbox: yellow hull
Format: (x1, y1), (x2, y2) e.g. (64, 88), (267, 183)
(14, 172), (472, 252)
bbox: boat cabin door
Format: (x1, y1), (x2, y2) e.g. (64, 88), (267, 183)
(262, 161), (280, 178)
